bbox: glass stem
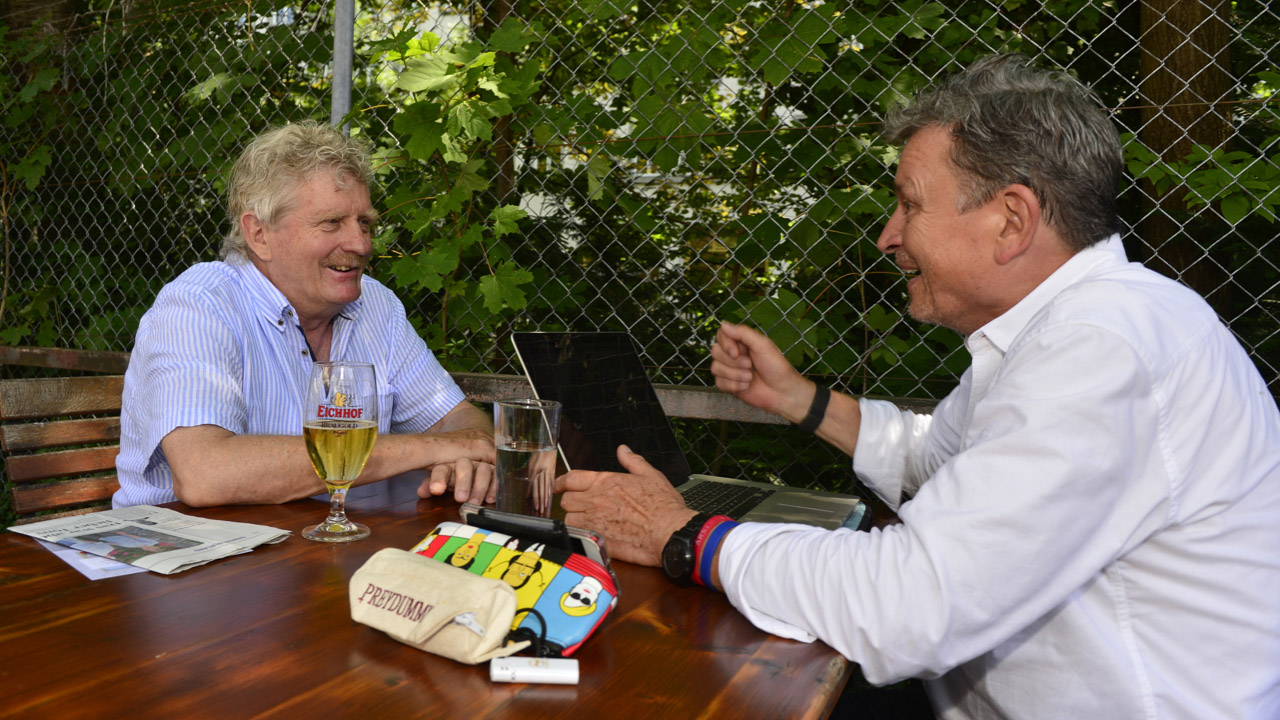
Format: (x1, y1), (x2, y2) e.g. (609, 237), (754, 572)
(326, 488), (351, 526)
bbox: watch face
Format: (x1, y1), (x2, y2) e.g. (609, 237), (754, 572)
(662, 538), (692, 580)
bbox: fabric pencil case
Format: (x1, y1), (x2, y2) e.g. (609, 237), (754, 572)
(349, 547), (531, 664)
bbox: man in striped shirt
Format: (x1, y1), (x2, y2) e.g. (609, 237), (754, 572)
(114, 121), (495, 509)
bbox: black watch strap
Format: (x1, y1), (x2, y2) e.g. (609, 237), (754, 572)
(794, 384), (830, 433)
(672, 512), (713, 541)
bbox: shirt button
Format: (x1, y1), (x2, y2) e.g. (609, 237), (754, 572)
(301, 349), (308, 356)
(277, 319), (284, 326)
(285, 309), (293, 317)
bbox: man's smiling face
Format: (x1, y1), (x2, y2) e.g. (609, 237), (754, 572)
(251, 170), (376, 328)
(876, 126), (1005, 336)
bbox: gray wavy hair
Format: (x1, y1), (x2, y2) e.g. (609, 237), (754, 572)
(882, 54), (1124, 252)
(221, 120), (373, 258)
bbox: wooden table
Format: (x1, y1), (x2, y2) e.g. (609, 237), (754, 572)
(0, 478), (851, 719)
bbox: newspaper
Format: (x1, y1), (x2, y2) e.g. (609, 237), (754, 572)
(9, 505), (291, 575)
(36, 539), (147, 580)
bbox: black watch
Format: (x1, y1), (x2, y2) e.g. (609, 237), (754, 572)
(661, 513), (713, 586)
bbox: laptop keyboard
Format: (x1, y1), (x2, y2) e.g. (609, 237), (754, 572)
(682, 482), (776, 520)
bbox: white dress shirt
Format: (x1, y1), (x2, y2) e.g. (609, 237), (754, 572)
(114, 254), (465, 508)
(718, 236), (1280, 719)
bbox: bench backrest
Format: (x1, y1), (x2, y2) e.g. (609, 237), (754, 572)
(0, 375), (124, 524)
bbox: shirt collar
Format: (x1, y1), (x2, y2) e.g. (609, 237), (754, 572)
(226, 252), (363, 332)
(972, 234), (1127, 354)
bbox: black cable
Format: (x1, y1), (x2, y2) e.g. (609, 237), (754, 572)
(509, 607), (550, 657)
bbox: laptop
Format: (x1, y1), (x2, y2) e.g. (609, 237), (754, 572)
(512, 331), (872, 531)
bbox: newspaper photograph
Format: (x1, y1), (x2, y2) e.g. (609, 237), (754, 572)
(9, 505), (291, 575)
(36, 539), (147, 580)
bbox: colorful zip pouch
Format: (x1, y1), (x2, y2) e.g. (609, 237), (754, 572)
(411, 518), (619, 657)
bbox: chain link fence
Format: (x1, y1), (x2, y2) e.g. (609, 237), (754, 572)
(3, 0), (1277, 491)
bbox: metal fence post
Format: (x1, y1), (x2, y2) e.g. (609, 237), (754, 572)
(330, 0), (354, 130)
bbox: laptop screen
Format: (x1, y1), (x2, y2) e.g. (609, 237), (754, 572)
(512, 332), (694, 485)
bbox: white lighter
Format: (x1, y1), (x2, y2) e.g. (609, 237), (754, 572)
(490, 657), (580, 685)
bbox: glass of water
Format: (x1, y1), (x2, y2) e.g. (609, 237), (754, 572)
(493, 399), (561, 517)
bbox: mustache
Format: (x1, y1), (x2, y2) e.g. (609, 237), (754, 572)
(325, 253), (367, 268)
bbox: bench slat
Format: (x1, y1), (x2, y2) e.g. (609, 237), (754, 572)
(0, 376), (124, 421)
(6, 447), (121, 483)
(12, 476), (119, 516)
(0, 346), (130, 374)
(0, 417), (122, 452)
(13, 506), (112, 525)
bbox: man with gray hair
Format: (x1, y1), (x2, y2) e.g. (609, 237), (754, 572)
(554, 55), (1280, 717)
(115, 121), (497, 509)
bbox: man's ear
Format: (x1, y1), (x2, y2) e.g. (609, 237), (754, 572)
(993, 184), (1041, 266)
(241, 212), (271, 262)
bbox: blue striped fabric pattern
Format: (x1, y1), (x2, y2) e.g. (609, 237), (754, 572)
(113, 253), (466, 508)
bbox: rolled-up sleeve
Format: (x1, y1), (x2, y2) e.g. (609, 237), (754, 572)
(114, 282), (249, 507)
(136, 287), (248, 443)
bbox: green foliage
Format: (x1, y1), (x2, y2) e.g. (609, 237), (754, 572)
(499, 0), (988, 398)
(0, 19), (81, 346)
(367, 19), (541, 356)
(0, 0), (1275, 492)
(2, 1), (337, 351)
(1124, 133), (1280, 224)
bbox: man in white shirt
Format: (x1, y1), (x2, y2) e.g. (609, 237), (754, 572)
(116, 121), (496, 509)
(554, 55), (1280, 718)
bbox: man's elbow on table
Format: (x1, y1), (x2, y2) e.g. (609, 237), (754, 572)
(171, 481), (221, 507)
(170, 468), (229, 508)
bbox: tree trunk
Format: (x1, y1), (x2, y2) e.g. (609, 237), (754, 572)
(1138, 0), (1233, 309)
(2, 0), (76, 48)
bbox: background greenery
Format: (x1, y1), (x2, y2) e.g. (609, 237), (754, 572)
(2, 0), (1276, 526)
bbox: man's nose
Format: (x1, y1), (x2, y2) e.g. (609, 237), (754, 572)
(346, 222), (373, 256)
(876, 208), (903, 254)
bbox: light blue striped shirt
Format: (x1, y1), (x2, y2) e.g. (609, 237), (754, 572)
(113, 254), (465, 508)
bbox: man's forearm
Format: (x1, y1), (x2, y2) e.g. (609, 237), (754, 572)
(813, 388), (862, 457)
(164, 423), (488, 506)
(167, 427), (336, 506)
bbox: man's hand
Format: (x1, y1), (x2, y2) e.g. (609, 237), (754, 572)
(414, 401), (498, 504)
(554, 445), (697, 566)
(415, 427), (498, 505)
(710, 321), (813, 422)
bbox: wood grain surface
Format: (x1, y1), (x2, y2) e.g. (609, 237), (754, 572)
(0, 477), (850, 719)
(0, 376), (124, 421)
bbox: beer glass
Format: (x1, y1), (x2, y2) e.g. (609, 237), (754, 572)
(302, 361), (378, 542)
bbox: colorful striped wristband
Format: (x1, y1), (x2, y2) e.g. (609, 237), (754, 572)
(690, 515), (730, 587)
(695, 516), (739, 588)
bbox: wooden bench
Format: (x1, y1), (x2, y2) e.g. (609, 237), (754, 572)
(0, 375), (124, 524)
